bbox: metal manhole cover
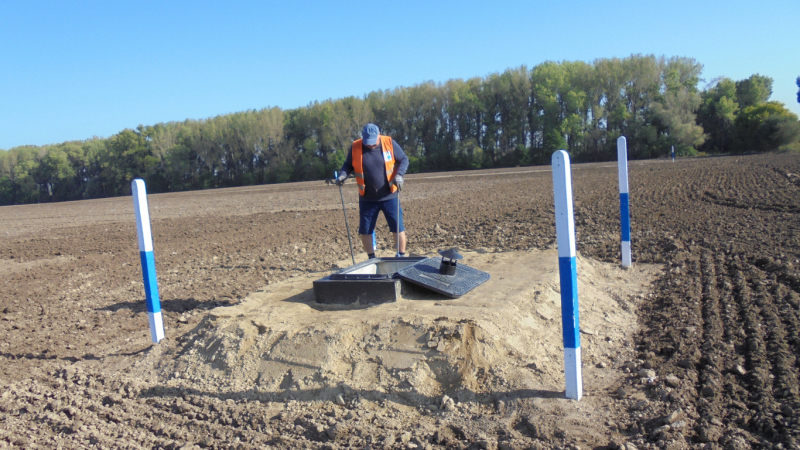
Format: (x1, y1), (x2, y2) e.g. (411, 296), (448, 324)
(396, 257), (490, 298)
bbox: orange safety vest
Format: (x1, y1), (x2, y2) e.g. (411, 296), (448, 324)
(351, 135), (397, 196)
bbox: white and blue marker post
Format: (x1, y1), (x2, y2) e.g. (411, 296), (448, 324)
(551, 150), (582, 400)
(132, 179), (165, 343)
(617, 136), (632, 267)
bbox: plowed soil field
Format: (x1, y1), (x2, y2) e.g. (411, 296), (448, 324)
(1, 153), (800, 449)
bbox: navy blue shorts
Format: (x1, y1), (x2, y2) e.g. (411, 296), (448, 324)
(358, 198), (404, 235)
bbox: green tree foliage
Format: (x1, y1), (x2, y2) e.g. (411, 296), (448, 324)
(530, 61), (570, 158)
(3, 55), (798, 205)
(96, 128), (158, 196)
(735, 74), (773, 108)
(697, 78), (739, 153)
(699, 74), (800, 154)
(734, 102), (800, 153)
(37, 146), (75, 199)
(0, 146), (44, 203)
(651, 57), (706, 155)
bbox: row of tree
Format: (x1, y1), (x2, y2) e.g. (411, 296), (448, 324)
(2, 54), (799, 205)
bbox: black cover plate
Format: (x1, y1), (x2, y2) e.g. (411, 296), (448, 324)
(396, 257), (490, 298)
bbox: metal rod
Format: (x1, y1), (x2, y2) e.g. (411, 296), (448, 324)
(336, 172), (356, 266)
(396, 190), (401, 256)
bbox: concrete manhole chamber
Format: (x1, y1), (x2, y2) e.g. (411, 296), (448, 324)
(313, 250), (490, 306)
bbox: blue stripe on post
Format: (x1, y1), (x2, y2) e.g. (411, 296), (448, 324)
(558, 256), (580, 349)
(620, 193), (630, 242)
(139, 251), (161, 314)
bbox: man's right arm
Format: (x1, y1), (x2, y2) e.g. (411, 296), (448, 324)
(339, 146), (354, 178)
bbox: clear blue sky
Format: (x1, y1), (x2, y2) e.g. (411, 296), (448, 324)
(1, 0), (798, 150)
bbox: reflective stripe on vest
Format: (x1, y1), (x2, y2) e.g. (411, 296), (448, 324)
(352, 135), (397, 196)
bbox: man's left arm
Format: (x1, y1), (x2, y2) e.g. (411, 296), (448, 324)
(392, 139), (409, 176)
(391, 139), (409, 191)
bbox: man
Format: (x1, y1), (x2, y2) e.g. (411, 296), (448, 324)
(336, 123), (409, 258)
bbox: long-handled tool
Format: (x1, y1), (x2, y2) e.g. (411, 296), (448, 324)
(396, 190), (401, 256)
(335, 171), (356, 265)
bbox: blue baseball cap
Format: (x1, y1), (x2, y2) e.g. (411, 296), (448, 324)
(361, 123), (380, 146)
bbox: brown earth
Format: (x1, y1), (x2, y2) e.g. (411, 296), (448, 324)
(1, 153), (800, 449)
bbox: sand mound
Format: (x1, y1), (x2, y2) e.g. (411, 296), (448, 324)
(134, 249), (661, 406)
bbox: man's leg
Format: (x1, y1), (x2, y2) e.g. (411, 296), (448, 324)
(359, 233), (374, 254)
(392, 231), (407, 254)
(383, 197), (407, 255)
(358, 200), (380, 258)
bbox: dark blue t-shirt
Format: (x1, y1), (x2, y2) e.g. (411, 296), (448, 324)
(339, 139), (409, 201)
